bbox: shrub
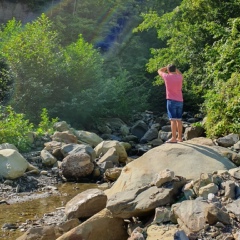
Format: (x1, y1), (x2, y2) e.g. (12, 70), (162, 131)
(0, 106), (34, 152)
(204, 73), (240, 137)
(36, 108), (59, 136)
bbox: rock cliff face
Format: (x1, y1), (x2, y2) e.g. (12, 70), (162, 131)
(0, 1), (37, 24)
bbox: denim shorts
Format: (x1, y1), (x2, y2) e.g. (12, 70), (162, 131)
(167, 99), (183, 120)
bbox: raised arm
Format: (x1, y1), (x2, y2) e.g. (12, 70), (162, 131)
(158, 66), (168, 75)
(176, 68), (182, 75)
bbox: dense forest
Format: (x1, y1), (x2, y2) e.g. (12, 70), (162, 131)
(0, 0), (239, 142)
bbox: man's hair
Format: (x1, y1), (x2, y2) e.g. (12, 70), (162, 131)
(167, 64), (176, 72)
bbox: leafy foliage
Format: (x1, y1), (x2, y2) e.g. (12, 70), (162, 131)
(97, 69), (150, 120)
(1, 0), (238, 137)
(135, 0), (240, 134)
(0, 106), (34, 152)
(2, 14), (60, 120)
(203, 73), (240, 137)
(36, 108), (59, 136)
(1, 15), (104, 126)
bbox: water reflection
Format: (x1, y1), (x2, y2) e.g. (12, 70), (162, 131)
(0, 182), (97, 240)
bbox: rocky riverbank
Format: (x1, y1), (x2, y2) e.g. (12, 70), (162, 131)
(0, 111), (239, 239)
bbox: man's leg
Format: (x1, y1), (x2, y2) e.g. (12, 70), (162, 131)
(169, 120), (177, 142)
(176, 120), (183, 142)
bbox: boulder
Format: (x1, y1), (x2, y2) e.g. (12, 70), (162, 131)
(0, 149), (28, 179)
(204, 204), (231, 225)
(172, 199), (231, 235)
(51, 131), (78, 144)
(171, 200), (209, 234)
(0, 143), (18, 151)
(140, 128), (158, 143)
(97, 147), (119, 165)
(56, 208), (128, 240)
(158, 131), (172, 142)
(153, 169), (175, 188)
(40, 149), (57, 166)
(74, 130), (103, 147)
(130, 120), (148, 139)
(184, 126), (205, 140)
(44, 141), (65, 159)
(94, 140), (128, 163)
(225, 199), (240, 221)
(216, 133), (239, 147)
(61, 152), (94, 180)
(107, 178), (186, 218)
(53, 121), (71, 132)
(61, 143), (96, 161)
(153, 207), (171, 224)
(105, 138), (236, 198)
(104, 167), (122, 181)
(65, 189), (107, 219)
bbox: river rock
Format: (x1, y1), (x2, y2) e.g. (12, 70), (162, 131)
(61, 152), (94, 180)
(146, 224), (180, 240)
(65, 188), (107, 219)
(97, 147), (119, 165)
(61, 143), (96, 161)
(225, 199), (240, 221)
(130, 120), (148, 139)
(105, 138), (236, 198)
(104, 167), (122, 181)
(107, 178), (186, 219)
(0, 149), (28, 179)
(53, 121), (71, 132)
(40, 149), (57, 166)
(74, 130), (103, 147)
(171, 200), (209, 234)
(216, 133), (239, 147)
(0, 143), (18, 151)
(140, 128), (158, 143)
(56, 208), (128, 240)
(51, 131), (78, 144)
(16, 218), (80, 240)
(184, 126), (205, 140)
(94, 140), (128, 163)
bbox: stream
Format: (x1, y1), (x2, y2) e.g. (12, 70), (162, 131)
(0, 182), (98, 240)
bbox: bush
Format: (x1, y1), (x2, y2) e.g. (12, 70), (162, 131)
(36, 108), (59, 136)
(0, 106), (59, 152)
(0, 106), (34, 152)
(204, 73), (240, 137)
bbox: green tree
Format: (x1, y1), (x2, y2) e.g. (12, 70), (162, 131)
(135, 0), (240, 116)
(1, 14), (104, 126)
(2, 14), (59, 119)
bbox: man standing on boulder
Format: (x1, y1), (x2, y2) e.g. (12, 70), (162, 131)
(158, 64), (183, 143)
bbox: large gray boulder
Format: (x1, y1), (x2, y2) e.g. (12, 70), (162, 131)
(106, 138), (236, 198)
(61, 143), (96, 161)
(0, 149), (28, 179)
(107, 178), (186, 218)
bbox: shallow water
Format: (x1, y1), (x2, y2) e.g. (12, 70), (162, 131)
(0, 182), (98, 240)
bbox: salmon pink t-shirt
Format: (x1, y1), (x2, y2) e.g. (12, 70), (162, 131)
(158, 71), (183, 102)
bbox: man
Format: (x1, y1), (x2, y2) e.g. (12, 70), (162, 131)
(158, 64), (183, 143)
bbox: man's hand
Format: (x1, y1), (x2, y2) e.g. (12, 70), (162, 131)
(158, 66), (168, 73)
(158, 67), (168, 74)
